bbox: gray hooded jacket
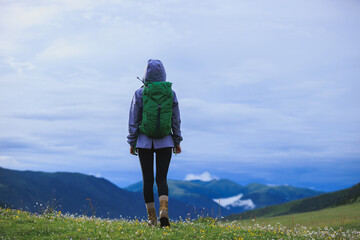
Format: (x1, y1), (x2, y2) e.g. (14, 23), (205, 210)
(127, 59), (183, 148)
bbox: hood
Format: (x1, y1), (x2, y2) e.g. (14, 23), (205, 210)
(143, 59), (166, 82)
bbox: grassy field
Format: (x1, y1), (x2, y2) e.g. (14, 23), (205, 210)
(1, 205), (359, 239)
(236, 201), (360, 230)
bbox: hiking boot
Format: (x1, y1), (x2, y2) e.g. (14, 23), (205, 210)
(146, 202), (157, 227)
(159, 195), (170, 227)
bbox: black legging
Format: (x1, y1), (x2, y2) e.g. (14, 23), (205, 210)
(138, 147), (172, 203)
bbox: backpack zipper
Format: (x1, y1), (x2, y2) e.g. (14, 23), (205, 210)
(156, 104), (161, 130)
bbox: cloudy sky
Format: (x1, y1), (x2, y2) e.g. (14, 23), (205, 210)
(1, 0), (359, 192)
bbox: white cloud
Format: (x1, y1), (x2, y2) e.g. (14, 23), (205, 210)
(0, 155), (34, 170)
(36, 39), (89, 60)
(184, 172), (217, 182)
(4, 57), (35, 73)
(90, 172), (102, 178)
(0, 156), (12, 162)
(213, 194), (256, 210)
(266, 184), (289, 187)
(0, 3), (60, 29)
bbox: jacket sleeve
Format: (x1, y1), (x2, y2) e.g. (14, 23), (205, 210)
(171, 91), (183, 146)
(127, 89), (143, 146)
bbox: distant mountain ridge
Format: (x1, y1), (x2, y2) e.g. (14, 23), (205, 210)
(224, 182), (360, 221)
(0, 167), (324, 219)
(125, 179), (323, 215)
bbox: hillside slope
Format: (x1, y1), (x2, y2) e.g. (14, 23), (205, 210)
(224, 182), (360, 221)
(0, 167), (146, 218)
(0, 167), (190, 219)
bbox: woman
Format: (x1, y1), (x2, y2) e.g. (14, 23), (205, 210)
(127, 59), (183, 227)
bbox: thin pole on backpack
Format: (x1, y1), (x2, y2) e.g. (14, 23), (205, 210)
(137, 77), (148, 86)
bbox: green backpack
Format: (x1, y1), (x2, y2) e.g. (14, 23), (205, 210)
(139, 81), (173, 138)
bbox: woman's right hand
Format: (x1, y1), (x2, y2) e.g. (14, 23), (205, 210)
(173, 145), (181, 154)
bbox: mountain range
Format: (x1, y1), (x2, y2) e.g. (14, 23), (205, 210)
(0, 167), (324, 219)
(125, 179), (323, 217)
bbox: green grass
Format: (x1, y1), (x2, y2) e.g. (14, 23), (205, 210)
(1, 207), (359, 240)
(235, 202), (360, 230)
